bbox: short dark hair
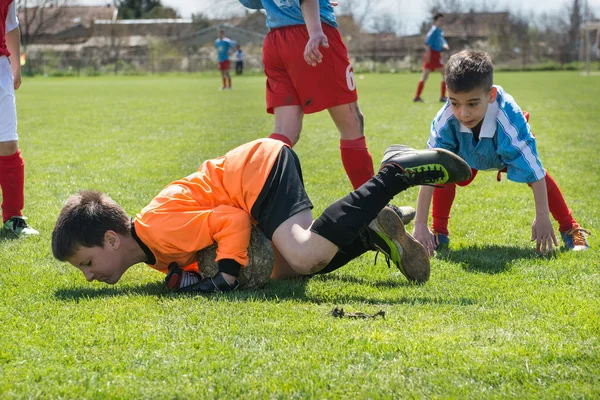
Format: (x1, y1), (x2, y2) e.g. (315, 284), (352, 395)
(52, 190), (130, 261)
(434, 13), (444, 21)
(444, 50), (494, 93)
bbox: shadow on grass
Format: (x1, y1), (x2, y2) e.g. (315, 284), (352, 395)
(55, 275), (475, 307)
(436, 244), (544, 274)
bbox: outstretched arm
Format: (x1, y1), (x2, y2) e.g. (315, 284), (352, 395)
(530, 178), (558, 255)
(301, 0), (328, 66)
(413, 186), (436, 257)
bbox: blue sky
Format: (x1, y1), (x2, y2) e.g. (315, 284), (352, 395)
(79, 0), (600, 35)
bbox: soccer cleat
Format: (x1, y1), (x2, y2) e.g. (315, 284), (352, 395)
(3, 216), (39, 238)
(165, 262), (200, 290)
(432, 230), (450, 249)
(380, 145), (472, 186)
(387, 204), (416, 225)
(368, 206), (430, 283)
(413, 97), (424, 103)
(560, 227), (591, 251)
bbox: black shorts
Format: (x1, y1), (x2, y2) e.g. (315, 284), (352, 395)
(250, 146), (313, 240)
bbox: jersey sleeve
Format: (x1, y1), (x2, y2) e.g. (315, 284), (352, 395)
(427, 118), (458, 153)
(6, 1), (19, 33)
(239, 0), (264, 9)
(497, 112), (546, 183)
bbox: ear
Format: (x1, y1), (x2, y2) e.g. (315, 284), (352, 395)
(104, 230), (121, 250)
(488, 86), (498, 104)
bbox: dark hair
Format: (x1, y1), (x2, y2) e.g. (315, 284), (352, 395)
(434, 13), (444, 21)
(444, 50), (494, 93)
(52, 190), (130, 261)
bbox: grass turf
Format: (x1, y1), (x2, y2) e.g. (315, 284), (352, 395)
(1, 71), (598, 398)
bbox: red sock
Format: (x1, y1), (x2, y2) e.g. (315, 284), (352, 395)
(227, 77), (232, 88)
(431, 183), (456, 235)
(0, 150), (25, 222)
(441, 81), (447, 98)
(269, 133), (293, 147)
(340, 137), (374, 189)
(431, 169), (477, 235)
(415, 81), (425, 99)
(545, 173), (577, 232)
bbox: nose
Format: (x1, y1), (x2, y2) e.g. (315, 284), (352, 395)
(460, 107), (470, 118)
(83, 271), (95, 282)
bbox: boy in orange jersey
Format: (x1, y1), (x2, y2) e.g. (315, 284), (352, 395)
(52, 139), (471, 293)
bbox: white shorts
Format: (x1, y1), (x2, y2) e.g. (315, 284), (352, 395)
(0, 56), (18, 142)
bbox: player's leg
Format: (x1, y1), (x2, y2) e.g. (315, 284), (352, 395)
(538, 172), (590, 250)
(260, 145), (472, 280)
(220, 68), (227, 90)
(328, 101), (374, 189)
(430, 169), (477, 248)
(436, 67), (447, 101)
(0, 57), (37, 237)
(414, 68), (430, 102)
(225, 69), (232, 89)
(272, 105), (303, 146)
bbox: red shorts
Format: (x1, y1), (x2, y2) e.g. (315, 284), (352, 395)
(218, 60), (230, 71)
(263, 23), (358, 114)
(423, 50), (444, 71)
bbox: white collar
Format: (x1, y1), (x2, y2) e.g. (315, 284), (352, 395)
(459, 97), (499, 139)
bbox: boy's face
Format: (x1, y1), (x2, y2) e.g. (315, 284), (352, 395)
(448, 86), (497, 129)
(66, 231), (129, 285)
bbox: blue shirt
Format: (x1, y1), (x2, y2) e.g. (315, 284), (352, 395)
(428, 86), (545, 184)
(215, 38), (236, 62)
(238, 0), (337, 29)
(425, 25), (447, 52)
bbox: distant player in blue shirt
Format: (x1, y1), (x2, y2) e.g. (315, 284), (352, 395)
(237, 0), (377, 192)
(215, 30), (236, 90)
(414, 13), (449, 103)
(413, 51), (590, 255)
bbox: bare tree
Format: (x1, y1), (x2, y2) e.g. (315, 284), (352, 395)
(17, 0), (70, 50)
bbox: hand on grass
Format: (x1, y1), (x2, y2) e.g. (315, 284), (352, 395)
(531, 216), (558, 256)
(304, 32), (328, 66)
(413, 223), (435, 257)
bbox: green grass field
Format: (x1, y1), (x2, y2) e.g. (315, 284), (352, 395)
(1, 72), (599, 399)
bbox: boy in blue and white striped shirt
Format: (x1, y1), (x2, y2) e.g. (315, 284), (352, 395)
(413, 51), (590, 255)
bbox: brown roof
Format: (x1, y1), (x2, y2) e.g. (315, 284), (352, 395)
(18, 5), (117, 36)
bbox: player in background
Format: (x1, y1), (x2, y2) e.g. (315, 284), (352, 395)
(234, 44), (244, 75)
(238, 0), (375, 192)
(0, 0), (38, 238)
(215, 29), (235, 90)
(413, 12), (449, 103)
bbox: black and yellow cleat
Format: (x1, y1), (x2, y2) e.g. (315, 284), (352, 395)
(368, 206), (430, 283)
(380, 145), (472, 186)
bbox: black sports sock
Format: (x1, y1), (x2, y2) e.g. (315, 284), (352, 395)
(310, 166), (408, 248)
(314, 229), (372, 275)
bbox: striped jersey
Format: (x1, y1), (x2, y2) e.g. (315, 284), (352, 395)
(428, 85), (545, 183)
(238, 0), (337, 30)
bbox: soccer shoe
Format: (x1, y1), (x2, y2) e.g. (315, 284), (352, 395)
(387, 204), (416, 225)
(368, 206), (430, 283)
(413, 97), (424, 103)
(3, 216), (39, 238)
(380, 145), (472, 186)
(432, 230), (450, 249)
(560, 227), (591, 251)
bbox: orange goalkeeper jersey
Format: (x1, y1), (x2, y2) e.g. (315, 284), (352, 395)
(133, 139), (286, 274)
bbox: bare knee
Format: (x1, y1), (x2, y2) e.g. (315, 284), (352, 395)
(286, 252), (331, 275)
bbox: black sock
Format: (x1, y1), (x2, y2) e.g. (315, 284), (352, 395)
(310, 167), (409, 248)
(314, 229), (373, 275)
